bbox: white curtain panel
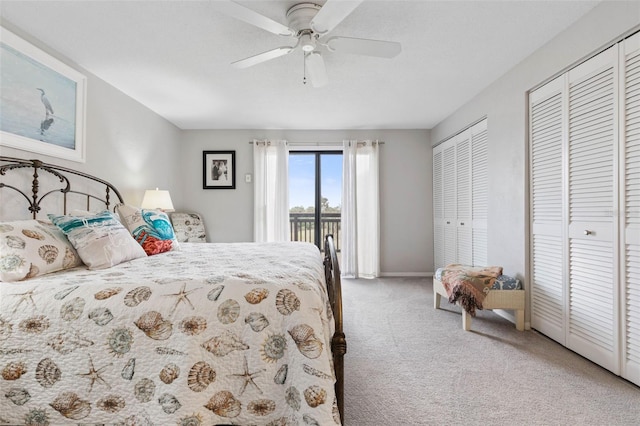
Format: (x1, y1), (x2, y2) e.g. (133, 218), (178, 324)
(341, 140), (380, 278)
(253, 140), (290, 242)
(342, 140), (358, 277)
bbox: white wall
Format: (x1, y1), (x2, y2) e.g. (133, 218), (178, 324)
(0, 20), (182, 220)
(430, 2), (640, 288)
(179, 129), (432, 275)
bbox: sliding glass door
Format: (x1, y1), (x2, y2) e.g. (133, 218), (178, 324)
(289, 151), (342, 251)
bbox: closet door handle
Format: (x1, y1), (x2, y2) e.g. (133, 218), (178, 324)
(584, 230), (592, 236)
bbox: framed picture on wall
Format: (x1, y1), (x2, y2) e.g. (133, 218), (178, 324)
(0, 26), (87, 162)
(203, 150), (236, 189)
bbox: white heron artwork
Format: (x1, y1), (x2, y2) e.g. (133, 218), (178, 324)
(0, 38), (77, 150)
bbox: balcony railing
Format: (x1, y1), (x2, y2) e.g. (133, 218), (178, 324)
(290, 212), (341, 252)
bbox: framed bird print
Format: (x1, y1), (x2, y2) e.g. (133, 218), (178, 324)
(0, 25), (86, 162)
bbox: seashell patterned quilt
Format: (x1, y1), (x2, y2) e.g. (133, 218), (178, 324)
(0, 242), (339, 425)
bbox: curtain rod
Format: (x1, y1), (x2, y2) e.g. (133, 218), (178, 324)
(249, 140), (385, 146)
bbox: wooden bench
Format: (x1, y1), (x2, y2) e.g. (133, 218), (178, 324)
(433, 277), (525, 331)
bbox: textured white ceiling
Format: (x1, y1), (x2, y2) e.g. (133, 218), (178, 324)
(0, 1), (600, 130)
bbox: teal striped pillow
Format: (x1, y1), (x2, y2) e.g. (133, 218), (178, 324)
(49, 210), (146, 269)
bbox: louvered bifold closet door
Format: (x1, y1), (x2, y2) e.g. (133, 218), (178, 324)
(433, 148), (445, 269)
(443, 141), (457, 266)
(567, 46), (619, 373)
(471, 120), (488, 267)
(622, 33), (640, 386)
(456, 133), (473, 266)
(530, 76), (566, 344)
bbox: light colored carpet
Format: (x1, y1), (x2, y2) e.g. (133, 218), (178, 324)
(342, 277), (640, 425)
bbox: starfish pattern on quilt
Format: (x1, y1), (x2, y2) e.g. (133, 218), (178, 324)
(228, 355), (266, 396)
(77, 353), (112, 393)
(163, 282), (201, 314)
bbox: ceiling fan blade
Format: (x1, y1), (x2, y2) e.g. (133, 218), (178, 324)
(326, 36), (401, 58)
(216, 1), (295, 36)
(311, 0), (364, 34)
(232, 46), (294, 69)
(305, 52), (328, 88)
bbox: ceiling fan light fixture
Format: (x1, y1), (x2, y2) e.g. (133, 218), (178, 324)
(300, 33), (316, 52)
(221, 0), (401, 87)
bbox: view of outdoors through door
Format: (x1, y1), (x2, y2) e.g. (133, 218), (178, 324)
(289, 152), (342, 252)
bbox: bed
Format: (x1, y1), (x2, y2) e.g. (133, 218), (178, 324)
(0, 156), (346, 425)
(433, 266), (525, 331)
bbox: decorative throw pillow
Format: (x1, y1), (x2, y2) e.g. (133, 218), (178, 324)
(69, 209), (103, 216)
(49, 210), (146, 269)
(116, 204), (180, 255)
(0, 219), (83, 282)
(169, 212), (206, 243)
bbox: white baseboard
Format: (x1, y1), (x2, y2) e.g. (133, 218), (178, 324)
(379, 272), (433, 278)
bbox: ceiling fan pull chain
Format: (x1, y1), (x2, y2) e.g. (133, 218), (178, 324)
(303, 53), (307, 85)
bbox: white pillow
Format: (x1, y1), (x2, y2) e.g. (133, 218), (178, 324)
(49, 210), (146, 269)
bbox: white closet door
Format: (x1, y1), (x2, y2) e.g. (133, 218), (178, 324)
(566, 46), (619, 373)
(622, 32), (640, 386)
(530, 76), (566, 344)
(433, 148), (444, 269)
(434, 119), (488, 270)
(456, 133), (473, 266)
(471, 120), (488, 267)
(443, 142), (457, 266)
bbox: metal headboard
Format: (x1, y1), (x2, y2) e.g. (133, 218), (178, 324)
(0, 156), (124, 219)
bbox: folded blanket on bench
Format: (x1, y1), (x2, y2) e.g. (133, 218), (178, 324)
(440, 264), (503, 316)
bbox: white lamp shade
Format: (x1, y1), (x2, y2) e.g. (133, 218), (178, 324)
(141, 188), (174, 211)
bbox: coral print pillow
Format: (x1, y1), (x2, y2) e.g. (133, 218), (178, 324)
(116, 204), (180, 255)
(49, 210), (146, 269)
(0, 219), (83, 282)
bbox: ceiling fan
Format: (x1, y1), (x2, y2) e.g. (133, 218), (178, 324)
(215, 0), (402, 87)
